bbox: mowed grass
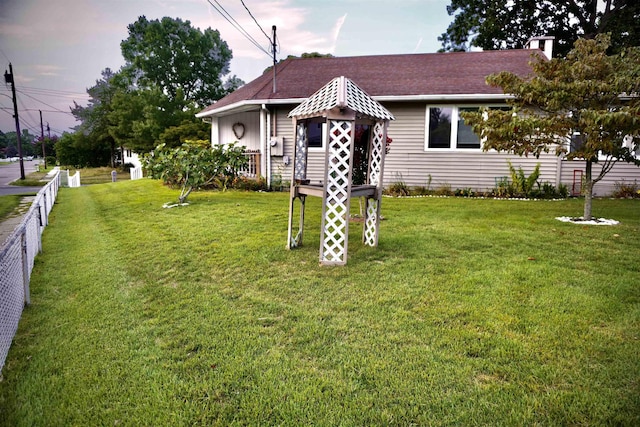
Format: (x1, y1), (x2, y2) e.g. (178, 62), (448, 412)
(0, 195), (23, 220)
(0, 179), (638, 426)
(61, 166), (131, 185)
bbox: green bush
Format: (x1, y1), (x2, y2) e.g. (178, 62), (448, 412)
(612, 180), (640, 198)
(143, 140), (248, 203)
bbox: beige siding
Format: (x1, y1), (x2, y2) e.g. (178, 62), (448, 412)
(271, 108), (295, 182)
(218, 112), (261, 150)
(274, 102), (561, 192)
(219, 102), (640, 195)
(382, 103), (560, 192)
(560, 160), (640, 197)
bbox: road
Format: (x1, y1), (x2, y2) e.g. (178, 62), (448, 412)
(0, 159), (43, 195)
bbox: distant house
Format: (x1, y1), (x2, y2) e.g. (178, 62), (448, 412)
(196, 38), (639, 196)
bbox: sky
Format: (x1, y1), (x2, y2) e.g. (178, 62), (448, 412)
(0, 0), (452, 136)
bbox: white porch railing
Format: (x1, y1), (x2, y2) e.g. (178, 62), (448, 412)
(240, 150), (261, 179)
(0, 170), (61, 372)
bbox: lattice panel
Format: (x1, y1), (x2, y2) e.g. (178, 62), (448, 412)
(294, 123), (308, 180)
(346, 79), (394, 121)
(289, 78), (340, 118)
(363, 198), (379, 246)
(321, 120), (353, 264)
(368, 121), (386, 186)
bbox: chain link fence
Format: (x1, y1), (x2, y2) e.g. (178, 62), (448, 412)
(0, 171), (60, 372)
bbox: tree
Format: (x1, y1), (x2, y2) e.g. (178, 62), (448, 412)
(264, 52), (334, 74)
(71, 68), (119, 166)
(439, 0), (640, 57)
(35, 134), (58, 160)
(55, 131), (111, 167)
(120, 16), (241, 107)
(462, 35), (640, 220)
(0, 130), (38, 158)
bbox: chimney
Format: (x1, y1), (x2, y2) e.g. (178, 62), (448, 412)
(526, 36), (555, 59)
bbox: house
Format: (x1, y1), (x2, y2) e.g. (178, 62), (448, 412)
(196, 38), (639, 196)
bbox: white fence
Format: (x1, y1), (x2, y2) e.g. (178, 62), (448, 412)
(130, 165), (143, 180)
(0, 170), (60, 372)
(67, 170), (80, 188)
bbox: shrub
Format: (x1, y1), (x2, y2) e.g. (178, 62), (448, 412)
(386, 180), (410, 197)
(434, 183), (453, 196)
(454, 188), (475, 197)
(507, 160), (540, 197)
(143, 140), (248, 204)
(612, 180), (640, 198)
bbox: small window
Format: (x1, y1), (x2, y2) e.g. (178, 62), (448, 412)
(307, 122), (324, 148)
(428, 107), (452, 148)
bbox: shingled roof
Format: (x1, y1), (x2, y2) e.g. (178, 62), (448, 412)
(197, 49), (540, 117)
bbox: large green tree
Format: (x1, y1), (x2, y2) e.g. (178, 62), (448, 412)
(70, 17), (243, 156)
(71, 68), (119, 166)
(108, 16), (243, 153)
(462, 35), (640, 220)
(440, 0), (640, 57)
(0, 130), (38, 158)
(120, 16), (242, 107)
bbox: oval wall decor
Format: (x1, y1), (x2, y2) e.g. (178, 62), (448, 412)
(232, 122), (246, 140)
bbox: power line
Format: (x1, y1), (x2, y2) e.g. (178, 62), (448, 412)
(240, 0), (271, 44)
(0, 47), (10, 63)
(16, 94), (40, 131)
(205, 0), (271, 57)
(7, 85), (88, 98)
(16, 89), (73, 116)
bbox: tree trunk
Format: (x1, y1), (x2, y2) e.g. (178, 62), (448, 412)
(583, 160), (593, 220)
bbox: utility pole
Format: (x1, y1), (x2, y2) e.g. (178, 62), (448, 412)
(40, 110), (47, 169)
(4, 63), (25, 179)
(272, 25), (277, 93)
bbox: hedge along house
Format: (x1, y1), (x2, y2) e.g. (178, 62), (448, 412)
(196, 38), (640, 196)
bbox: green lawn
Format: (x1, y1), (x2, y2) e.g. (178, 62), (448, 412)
(58, 166), (131, 185)
(0, 195), (23, 221)
(1, 179), (639, 426)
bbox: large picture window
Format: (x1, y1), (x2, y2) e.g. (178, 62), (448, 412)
(425, 106), (506, 150)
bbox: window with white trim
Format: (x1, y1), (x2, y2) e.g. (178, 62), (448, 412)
(425, 105), (508, 151)
(307, 122), (326, 150)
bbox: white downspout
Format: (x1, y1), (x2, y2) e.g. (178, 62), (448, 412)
(210, 117), (219, 147)
(261, 104), (270, 185)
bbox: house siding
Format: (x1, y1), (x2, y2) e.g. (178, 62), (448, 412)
(559, 160), (640, 197)
(218, 112), (261, 150)
(219, 103), (640, 195)
(270, 102), (561, 191)
(382, 103), (559, 192)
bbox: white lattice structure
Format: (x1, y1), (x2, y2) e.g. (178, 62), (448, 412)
(287, 76), (393, 265)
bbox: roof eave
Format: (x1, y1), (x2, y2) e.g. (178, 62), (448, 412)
(373, 93), (513, 102)
(195, 98), (308, 118)
(197, 93), (515, 118)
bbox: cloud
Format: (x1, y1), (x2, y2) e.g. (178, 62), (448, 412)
(34, 65), (64, 77)
(329, 14), (347, 54)
(413, 37), (423, 53)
